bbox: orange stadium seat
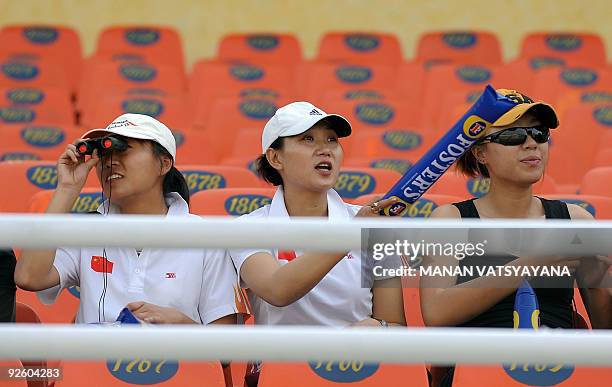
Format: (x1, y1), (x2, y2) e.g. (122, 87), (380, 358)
(0, 161), (98, 212)
(0, 25), (82, 92)
(81, 93), (191, 130)
(176, 165), (263, 196)
(78, 60), (186, 114)
(15, 302), (50, 387)
(0, 86), (71, 108)
(327, 98), (424, 133)
(217, 33), (303, 66)
(0, 124), (80, 162)
(57, 360), (226, 387)
(579, 167), (612, 197)
(198, 98), (286, 154)
(593, 149), (612, 168)
(303, 63), (399, 102)
(0, 103), (73, 126)
(343, 157), (413, 176)
(415, 31), (503, 67)
(428, 170), (559, 199)
(554, 90), (612, 119)
(519, 32), (607, 67)
(532, 66), (612, 105)
(0, 57), (70, 91)
(333, 168), (400, 199)
(190, 187), (275, 216)
(259, 362), (429, 387)
(95, 25), (185, 71)
(344, 128), (437, 163)
(316, 32), (403, 66)
(29, 187), (104, 214)
(171, 128), (221, 164)
(222, 128), (264, 163)
(453, 364), (612, 387)
(395, 61), (427, 102)
(547, 103), (612, 186)
(189, 61), (295, 120)
(544, 194), (612, 219)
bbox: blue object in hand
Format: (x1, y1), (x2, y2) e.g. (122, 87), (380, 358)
(513, 279), (540, 329)
(116, 307), (141, 324)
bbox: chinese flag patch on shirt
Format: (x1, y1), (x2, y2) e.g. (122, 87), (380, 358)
(278, 250), (296, 261)
(91, 256), (114, 274)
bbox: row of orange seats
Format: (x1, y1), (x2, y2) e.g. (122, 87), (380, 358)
(1, 159), (612, 213)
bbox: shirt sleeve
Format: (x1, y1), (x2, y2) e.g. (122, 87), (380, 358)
(198, 248), (249, 324)
(36, 247), (81, 305)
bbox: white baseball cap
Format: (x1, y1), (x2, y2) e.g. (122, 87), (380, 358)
(261, 101), (352, 153)
(81, 113), (177, 161)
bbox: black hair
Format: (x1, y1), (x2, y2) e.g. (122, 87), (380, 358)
(151, 141), (190, 204)
(255, 137), (284, 186)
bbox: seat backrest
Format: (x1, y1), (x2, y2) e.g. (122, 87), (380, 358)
(259, 362), (429, 387)
(519, 32), (607, 67)
(0, 124), (80, 162)
(532, 66), (612, 105)
(0, 25), (82, 92)
(95, 25), (185, 71)
(0, 161), (98, 212)
(29, 188), (103, 214)
(0, 57), (69, 90)
(217, 33), (303, 66)
(16, 287), (80, 324)
(547, 103), (611, 185)
(453, 364), (612, 387)
(316, 32), (403, 66)
(303, 63), (399, 102)
(177, 165), (263, 196)
(333, 168), (401, 200)
(579, 166), (612, 197)
(416, 30), (502, 66)
(344, 128), (437, 162)
(15, 301), (41, 323)
(190, 188), (275, 216)
(58, 360), (225, 387)
(326, 98), (424, 132)
(78, 59), (186, 113)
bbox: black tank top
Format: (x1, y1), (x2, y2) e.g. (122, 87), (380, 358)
(453, 197), (574, 328)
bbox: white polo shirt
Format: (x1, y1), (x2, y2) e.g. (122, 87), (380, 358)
(229, 187), (394, 327)
(38, 193), (247, 324)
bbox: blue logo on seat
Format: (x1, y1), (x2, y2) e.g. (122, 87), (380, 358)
(0, 107), (35, 123)
(246, 35), (279, 50)
(107, 359), (179, 384)
(345, 90), (383, 99)
(545, 35), (582, 51)
(382, 131), (422, 150)
(125, 29), (160, 45)
(181, 171), (227, 194)
(26, 165), (58, 189)
(21, 127), (65, 147)
(581, 92), (612, 103)
(0, 152), (40, 161)
(503, 363), (574, 386)
(239, 100), (277, 120)
(456, 66), (491, 83)
(119, 64), (157, 82)
(6, 88), (45, 104)
(344, 35), (380, 52)
(2, 62), (39, 80)
(355, 103), (394, 125)
(224, 194), (272, 215)
(560, 69), (598, 86)
(23, 27), (58, 44)
(529, 57), (566, 69)
(593, 106), (612, 126)
(239, 88), (279, 99)
(121, 99), (164, 117)
(370, 159), (412, 175)
(309, 361), (379, 382)
(442, 33), (477, 48)
(171, 130), (185, 147)
(71, 192), (103, 213)
(230, 65), (264, 81)
(336, 66), (372, 84)
(334, 171), (377, 198)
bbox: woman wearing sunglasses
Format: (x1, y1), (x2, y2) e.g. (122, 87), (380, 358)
(421, 90), (611, 386)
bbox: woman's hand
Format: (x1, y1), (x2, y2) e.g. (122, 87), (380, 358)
(355, 197), (399, 218)
(349, 318), (385, 327)
(56, 140), (99, 192)
(127, 301), (196, 324)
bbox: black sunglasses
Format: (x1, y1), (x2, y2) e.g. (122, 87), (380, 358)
(477, 125), (550, 146)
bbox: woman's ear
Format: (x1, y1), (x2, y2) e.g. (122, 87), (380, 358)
(471, 144), (486, 165)
(266, 148), (283, 172)
(159, 155), (173, 176)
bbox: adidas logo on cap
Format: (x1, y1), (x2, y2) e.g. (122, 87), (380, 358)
(309, 109), (323, 115)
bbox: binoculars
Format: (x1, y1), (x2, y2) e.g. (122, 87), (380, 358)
(76, 135), (128, 156)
